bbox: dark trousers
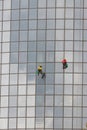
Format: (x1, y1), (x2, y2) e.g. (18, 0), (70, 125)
(42, 73), (45, 79)
(63, 63), (67, 69)
(38, 70), (42, 76)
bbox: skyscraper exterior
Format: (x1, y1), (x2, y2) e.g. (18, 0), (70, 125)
(0, 0), (87, 129)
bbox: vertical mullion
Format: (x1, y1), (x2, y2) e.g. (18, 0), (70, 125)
(44, 0), (47, 129)
(35, 0), (38, 129)
(16, 0), (20, 129)
(82, 0), (84, 129)
(72, 0), (75, 129)
(63, 0), (66, 129)
(53, 0), (56, 129)
(8, 0), (11, 129)
(0, 0), (3, 113)
(25, 0), (29, 129)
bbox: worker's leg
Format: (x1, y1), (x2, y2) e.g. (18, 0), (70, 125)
(63, 63), (68, 69)
(38, 70), (42, 75)
(38, 70), (41, 75)
(42, 72), (45, 79)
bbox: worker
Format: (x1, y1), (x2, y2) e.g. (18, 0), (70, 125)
(62, 59), (68, 69)
(37, 65), (46, 79)
(37, 65), (43, 76)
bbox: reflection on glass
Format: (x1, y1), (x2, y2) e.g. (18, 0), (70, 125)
(10, 53), (18, 63)
(64, 107), (72, 117)
(74, 96), (82, 106)
(54, 118), (62, 128)
(47, 9), (55, 19)
(12, 0), (19, 9)
(11, 43), (18, 52)
(36, 107), (44, 117)
(28, 74), (35, 84)
(38, 30), (45, 40)
(45, 118), (53, 128)
(36, 96), (44, 106)
(38, 20), (46, 29)
(30, 0), (37, 8)
(19, 52), (27, 63)
(20, 21), (28, 30)
(9, 96), (17, 107)
(20, 0), (28, 8)
(11, 31), (19, 41)
(29, 9), (37, 19)
(20, 9), (28, 19)
(46, 96), (53, 106)
(4, 0), (11, 9)
(29, 20), (37, 29)
(64, 118), (72, 128)
(36, 118), (44, 128)
(10, 86), (17, 95)
(47, 0), (55, 7)
(9, 108), (17, 117)
(64, 96), (72, 106)
(12, 10), (19, 20)
(38, 9), (46, 19)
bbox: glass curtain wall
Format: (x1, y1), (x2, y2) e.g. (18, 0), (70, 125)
(0, 0), (87, 129)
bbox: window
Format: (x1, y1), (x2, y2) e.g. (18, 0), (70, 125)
(38, 0), (46, 8)
(2, 53), (9, 63)
(12, 0), (19, 9)
(20, 0), (28, 8)
(30, 0), (37, 8)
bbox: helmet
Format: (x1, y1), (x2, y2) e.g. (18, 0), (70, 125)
(38, 65), (42, 68)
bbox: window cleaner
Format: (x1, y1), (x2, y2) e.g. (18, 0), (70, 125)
(37, 65), (46, 79)
(62, 59), (68, 69)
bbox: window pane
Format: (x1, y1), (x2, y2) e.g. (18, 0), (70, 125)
(30, 0), (37, 8)
(54, 107), (63, 117)
(38, 0), (46, 7)
(10, 53), (18, 63)
(20, 31), (27, 41)
(47, 9), (55, 19)
(11, 43), (18, 52)
(37, 52), (45, 62)
(64, 107), (72, 117)
(12, 0), (19, 9)
(47, 0), (55, 7)
(28, 52), (36, 62)
(56, 9), (64, 18)
(28, 42), (36, 51)
(64, 96), (72, 106)
(19, 52), (27, 63)
(29, 9), (37, 19)
(20, 9), (28, 19)
(20, 21), (28, 30)
(12, 10), (19, 20)
(20, 0), (28, 8)
(38, 9), (46, 19)
(36, 107), (44, 117)
(29, 20), (37, 29)
(56, 0), (64, 7)
(55, 96), (63, 106)
(46, 52), (54, 62)
(74, 96), (82, 106)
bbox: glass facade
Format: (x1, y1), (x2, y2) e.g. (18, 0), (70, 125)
(0, 0), (87, 129)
